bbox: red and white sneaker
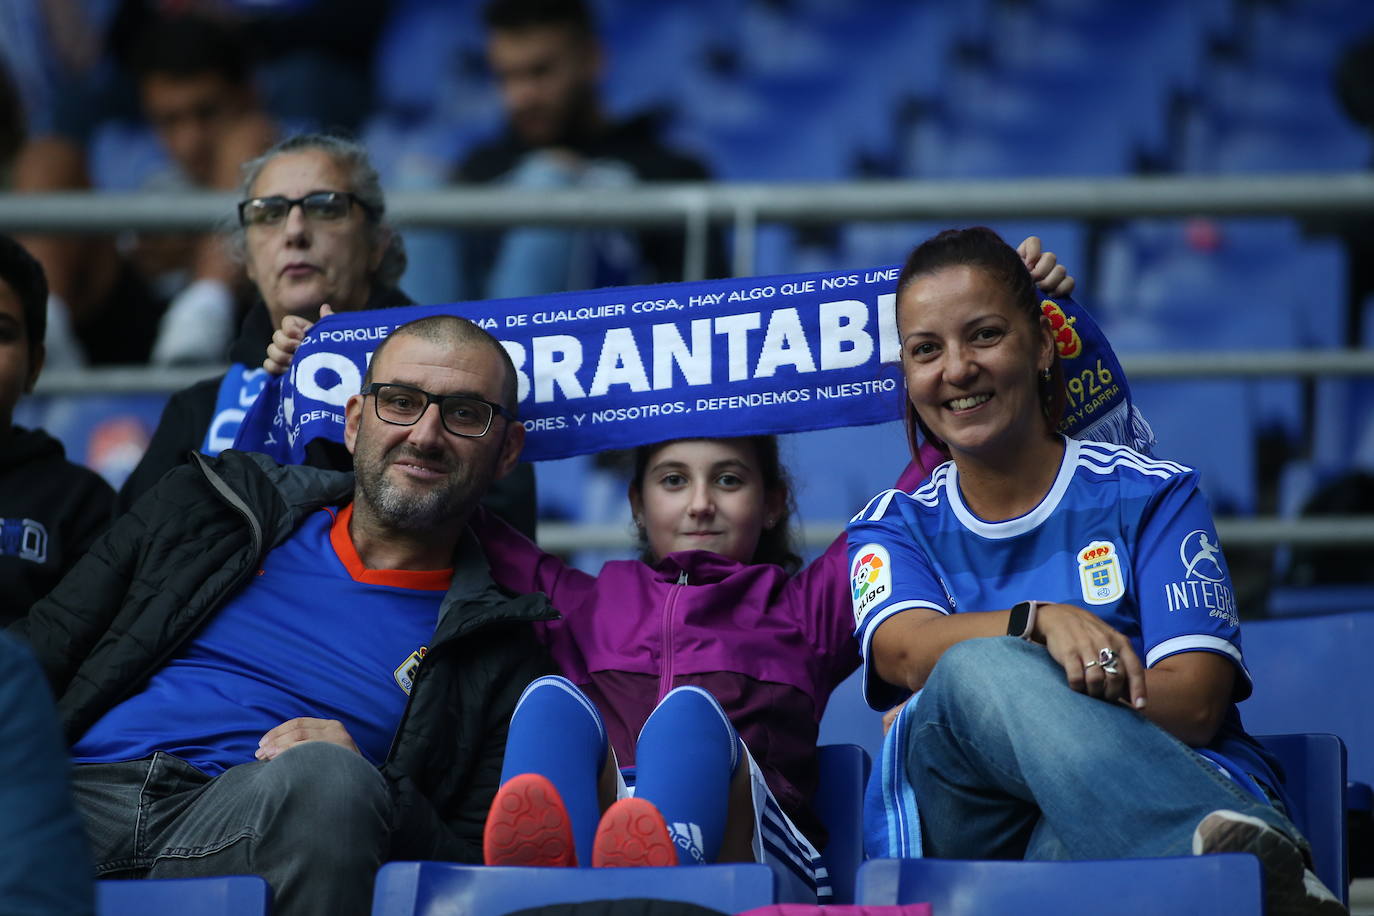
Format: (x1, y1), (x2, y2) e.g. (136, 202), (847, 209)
(483, 773), (577, 867)
(591, 797), (679, 867)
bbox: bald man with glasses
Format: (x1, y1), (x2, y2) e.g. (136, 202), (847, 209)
(15, 315), (554, 916)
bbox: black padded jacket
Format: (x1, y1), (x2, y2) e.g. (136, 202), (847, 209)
(15, 449), (557, 862)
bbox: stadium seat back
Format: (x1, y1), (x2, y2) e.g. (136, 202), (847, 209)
(813, 744), (871, 904)
(855, 855), (1263, 914)
(370, 862), (775, 916)
(97, 875), (271, 915)
(1256, 733), (1349, 904)
(1242, 614), (1374, 793)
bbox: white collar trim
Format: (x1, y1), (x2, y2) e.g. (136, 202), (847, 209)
(946, 437), (1079, 539)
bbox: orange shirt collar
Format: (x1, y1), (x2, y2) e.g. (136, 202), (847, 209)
(328, 504), (454, 591)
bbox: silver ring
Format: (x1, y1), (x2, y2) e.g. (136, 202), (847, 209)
(1099, 647), (1121, 676)
(1083, 659), (1101, 670)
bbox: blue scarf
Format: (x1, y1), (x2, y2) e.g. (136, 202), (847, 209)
(203, 364), (271, 456)
(233, 269), (1152, 462)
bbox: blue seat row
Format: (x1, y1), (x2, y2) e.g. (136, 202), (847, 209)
(93, 714), (1355, 913)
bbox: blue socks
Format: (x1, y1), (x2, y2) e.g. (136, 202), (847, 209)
(633, 686), (743, 866)
(501, 676), (608, 864)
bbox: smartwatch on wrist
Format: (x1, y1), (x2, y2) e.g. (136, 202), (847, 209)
(1007, 600), (1039, 640)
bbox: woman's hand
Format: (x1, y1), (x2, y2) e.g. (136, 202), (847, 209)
(1017, 236), (1075, 298)
(1031, 602), (1147, 710)
(263, 303), (332, 375)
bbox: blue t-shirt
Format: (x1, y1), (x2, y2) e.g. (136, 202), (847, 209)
(73, 505), (446, 774)
(846, 437), (1278, 792)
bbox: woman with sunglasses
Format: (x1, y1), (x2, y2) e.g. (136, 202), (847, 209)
(850, 227), (1344, 916)
(118, 133), (536, 533)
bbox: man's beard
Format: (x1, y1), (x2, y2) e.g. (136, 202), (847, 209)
(356, 443), (491, 532)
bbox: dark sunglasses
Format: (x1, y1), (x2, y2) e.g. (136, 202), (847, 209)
(237, 191), (377, 228)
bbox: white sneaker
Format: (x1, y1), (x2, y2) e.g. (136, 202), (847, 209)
(1192, 810), (1347, 916)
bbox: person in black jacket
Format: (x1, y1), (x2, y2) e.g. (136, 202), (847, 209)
(119, 132), (538, 534)
(0, 234), (113, 624)
(456, 0), (724, 300)
(15, 314), (556, 916)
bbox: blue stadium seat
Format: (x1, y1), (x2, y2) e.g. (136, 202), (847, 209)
(855, 854), (1264, 914)
(1126, 378), (1259, 515)
(813, 744), (870, 904)
(816, 667), (883, 764)
(369, 862), (775, 916)
(1242, 614), (1374, 794)
(1257, 733), (1350, 904)
(97, 876), (271, 915)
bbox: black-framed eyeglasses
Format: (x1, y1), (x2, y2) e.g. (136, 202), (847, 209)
(237, 191), (378, 228)
(363, 383), (514, 438)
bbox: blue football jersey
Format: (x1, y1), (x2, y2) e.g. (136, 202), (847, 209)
(846, 438), (1277, 790)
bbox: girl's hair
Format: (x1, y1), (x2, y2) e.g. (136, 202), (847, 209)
(894, 226), (1067, 465)
(629, 436), (802, 575)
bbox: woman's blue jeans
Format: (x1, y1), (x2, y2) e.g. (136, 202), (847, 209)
(906, 638), (1306, 861)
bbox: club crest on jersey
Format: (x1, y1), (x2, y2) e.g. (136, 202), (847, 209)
(393, 646), (428, 695)
(1077, 540), (1124, 605)
(851, 544), (892, 625)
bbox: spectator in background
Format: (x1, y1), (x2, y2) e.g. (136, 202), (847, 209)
(11, 12), (275, 367)
(15, 315), (553, 916)
(0, 630), (95, 916)
(457, 0), (723, 300)
(119, 133), (537, 535)
(0, 233), (113, 625)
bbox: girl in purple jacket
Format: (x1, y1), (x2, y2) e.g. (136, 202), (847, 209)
(476, 436), (934, 900)
(476, 239), (1073, 901)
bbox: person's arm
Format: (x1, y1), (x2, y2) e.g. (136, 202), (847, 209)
(469, 506), (590, 606)
(1137, 652), (1235, 747)
(849, 493), (1149, 710)
(1129, 472), (1245, 746)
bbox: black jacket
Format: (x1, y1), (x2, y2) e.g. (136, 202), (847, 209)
(0, 427), (113, 625)
(17, 450), (557, 862)
(117, 292), (538, 536)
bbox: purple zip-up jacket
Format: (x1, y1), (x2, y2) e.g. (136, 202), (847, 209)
(472, 454), (934, 843)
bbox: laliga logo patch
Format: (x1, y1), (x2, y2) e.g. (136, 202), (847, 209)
(393, 646), (428, 695)
(1077, 540), (1124, 605)
(1041, 300), (1082, 359)
(850, 544), (892, 625)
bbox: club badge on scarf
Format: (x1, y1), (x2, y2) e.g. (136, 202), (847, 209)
(233, 267), (1150, 463)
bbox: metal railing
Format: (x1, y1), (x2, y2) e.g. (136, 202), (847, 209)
(5, 172), (1374, 278)
(9, 173), (1374, 549)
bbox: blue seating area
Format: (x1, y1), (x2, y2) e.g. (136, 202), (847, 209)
(84, 725), (1362, 914)
(371, 862), (775, 916)
(98, 875), (271, 916)
(855, 854), (1265, 914)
